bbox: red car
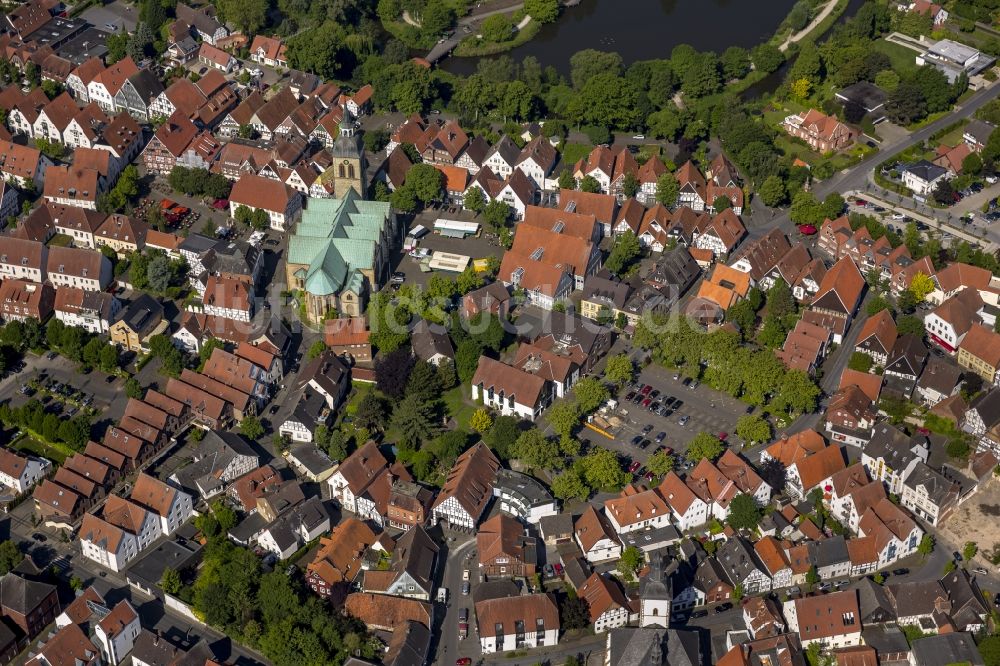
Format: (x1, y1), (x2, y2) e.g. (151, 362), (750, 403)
(457, 659), (472, 666)
(797, 224), (817, 235)
(628, 460), (642, 473)
(644, 471), (656, 482)
(641, 385), (654, 395)
(718, 432), (729, 441)
(554, 563), (563, 575)
(642, 398), (653, 407)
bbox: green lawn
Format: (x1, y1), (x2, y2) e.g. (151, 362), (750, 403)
(870, 39), (921, 77)
(561, 142), (593, 166)
(933, 120), (969, 148)
(11, 434), (73, 464)
(47, 234), (73, 248)
(442, 385), (477, 430)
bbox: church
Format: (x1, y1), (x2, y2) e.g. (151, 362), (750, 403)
(320, 116), (366, 198)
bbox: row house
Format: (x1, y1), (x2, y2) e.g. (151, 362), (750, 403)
(431, 442), (501, 530)
(759, 242), (826, 301)
(826, 463), (887, 533)
(326, 440), (411, 525)
(809, 256), (867, 344)
(54, 287), (119, 334)
(883, 333), (928, 397)
(786, 444), (846, 499)
(899, 460), (960, 526)
(854, 308), (897, 367)
(3, 86), (49, 137)
(0, 280), (54, 323)
(574, 505), (622, 563)
(217, 91), (268, 137)
(46, 245), (112, 291)
(463, 166), (536, 219)
(753, 536), (792, 591)
(862, 423), (930, 494)
(572, 144), (637, 197)
(717, 535), (772, 594)
(248, 87), (300, 141)
(476, 593), (560, 654)
(958, 323), (1000, 385)
(858, 498), (922, 568)
(113, 69), (164, 122)
(141, 110), (220, 175)
(86, 57), (138, 114)
(65, 57), (104, 102)
(0, 236), (47, 282)
(0, 139), (50, 189)
(228, 173), (303, 231)
(924, 287), (985, 354)
(685, 451), (770, 521)
(690, 208), (747, 258)
(728, 229), (791, 287)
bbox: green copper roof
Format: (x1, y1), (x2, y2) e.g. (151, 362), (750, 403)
(288, 192), (392, 296)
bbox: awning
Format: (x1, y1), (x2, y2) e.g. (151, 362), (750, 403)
(438, 228), (468, 238)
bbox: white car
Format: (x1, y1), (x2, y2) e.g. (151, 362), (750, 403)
(250, 68), (263, 77)
(632, 134), (645, 140)
(891, 213), (906, 220)
(462, 569), (470, 581)
(105, 22), (118, 31)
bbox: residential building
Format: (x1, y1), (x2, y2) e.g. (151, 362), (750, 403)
(471, 355), (548, 420)
(574, 505), (621, 563)
(0, 279), (54, 323)
(0, 140), (50, 188)
(854, 309), (897, 366)
(783, 590), (862, 649)
(0, 569), (58, 639)
(782, 109), (855, 152)
(861, 423), (929, 494)
(477, 514), (537, 578)
(900, 461), (960, 526)
(475, 593), (559, 653)
(45, 245), (111, 291)
(229, 173), (303, 231)
(902, 160), (952, 196)
(925, 287), (984, 353)
(579, 573), (633, 633)
(306, 518), (377, 599)
(431, 442), (500, 530)
(109, 294), (165, 353)
(958, 323), (1000, 384)
(361, 525), (437, 600)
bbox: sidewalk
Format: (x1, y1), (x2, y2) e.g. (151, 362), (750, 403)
(779, 0), (839, 51)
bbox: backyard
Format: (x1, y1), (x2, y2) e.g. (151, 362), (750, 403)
(11, 433), (74, 465)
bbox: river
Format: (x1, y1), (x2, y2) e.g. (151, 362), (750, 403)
(440, 0), (800, 76)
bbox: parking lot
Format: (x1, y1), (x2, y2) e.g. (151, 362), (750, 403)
(583, 363), (749, 476)
(0, 354), (125, 426)
(79, 1), (137, 32)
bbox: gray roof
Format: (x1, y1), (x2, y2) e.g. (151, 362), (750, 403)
(263, 495), (329, 551)
(175, 2), (224, 37)
(117, 294), (163, 337)
(228, 511), (269, 543)
(606, 627), (700, 666)
(178, 233), (217, 254)
(810, 534), (850, 569)
(649, 246), (700, 294)
(970, 388), (1000, 429)
(487, 135), (521, 166)
(911, 632), (984, 666)
(383, 620), (430, 666)
(411, 319), (454, 363)
(0, 571), (55, 615)
(850, 575), (896, 624)
(836, 81), (887, 112)
(965, 119), (995, 144)
(388, 525), (438, 592)
(917, 357), (962, 395)
(124, 537), (202, 589)
(639, 551), (672, 601)
(887, 579), (948, 617)
(581, 275), (631, 309)
(203, 239), (260, 278)
(861, 624), (909, 657)
(940, 568), (989, 631)
(297, 351), (350, 402)
(126, 69), (165, 103)
(904, 160), (949, 182)
(717, 535), (766, 585)
(865, 423), (927, 469)
(886, 333), (928, 378)
(288, 440), (336, 474)
(538, 512), (573, 538)
(494, 469), (554, 509)
(902, 461), (957, 506)
(289, 388), (332, 431)
(170, 431), (258, 496)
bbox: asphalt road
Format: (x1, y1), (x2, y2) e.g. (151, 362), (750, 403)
(435, 536), (478, 665)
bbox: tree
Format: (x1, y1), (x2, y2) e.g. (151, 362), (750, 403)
(124, 377), (143, 399)
(470, 408), (493, 433)
(773, 370), (820, 415)
(483, 199), (512, 229)
(622, 172), (640, 199)
(656, 172), (680, 207)
(580, 447), (629, 490)
(375, 347), (415, 400)
(0, 541), (22, 575)
(758, 175), (787, 207)
(759, 458), (787, 491)
(604, 354), (634, 388)
(618, 546), (643, 583)
(751, 43), (784, 74)
(789, 191), (823, 225)
(484, 416), (520, 460)
(897, 315), (925, 337)
(551, 469), (589, 500)
(875, 69), (900, 92)
(514, 428), (563, 471)
(525, 0), (559, 22)
(307, 341), (327, 359)
(570, 49), (625, 89)
(909, 271), (935, 302)
(727, 493), (761, 531)
(547, 400), (581, 441)
(406, 163), (445, 204)
(160, 567), (182, 595)
(559, 595), (590, 631)
(355, 393), (388, 431)
(573, 377), (609, 414)
(963, 541), (978, 561)
(866, 295), (894, 317)
(391, 394), (437, 447)
(579, 175), (601, 193)
(240, 416), (264, 440)
(886, 82), (927, 125)
(604, 231), (641, 276)
(848, 351), (874, 372)
(480, 14), (513, 42)
(805, 565), (820, 588)
(217, 0), (268, 35)
(686, 432), (724, 463)
(645, 449), (675, 476)
(455, 339), (483, 383)
(464, 187), (486, 213)
(735, 415), (771, 444)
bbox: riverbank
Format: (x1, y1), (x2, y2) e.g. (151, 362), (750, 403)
(778, 0), (850, 50)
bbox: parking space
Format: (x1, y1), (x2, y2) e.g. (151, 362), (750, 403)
(80, 1), (137, 32)
(587, 364), (749, 475)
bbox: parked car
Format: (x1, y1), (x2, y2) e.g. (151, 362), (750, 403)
(631, 435), (643, 446)
(628, 460), (642, 474)
(642, 398), (653, 408)
(648, 402), (660, 412)
(459, 608), (468, 622)
(689, 380), (699, 390)
(718, 432), (729, 441)
(974, 567), (988, 575)
(641, 424), (653, 435)
(678, 415), (690, 426)
(553, 563), (563, 575)
(655, 432), (667, 443)
(715, 603), (732, 613)
(462, 581), (470, 595)
(624, 391), (636, 401)
(641, 385), (654, 395)
(690, 609), (708, 618)
(638, 439), (651, 449)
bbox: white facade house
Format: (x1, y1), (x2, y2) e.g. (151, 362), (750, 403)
(476, 594), (559, 654)
(93, 601), (141, 665)
(79, 502), (160, 573)
(54, 290), (120, 334)
(574, 506), (622, 564)
(471, 356), (547, 422)
(902, 160), (951, 196)
(0, 449), (51, 494)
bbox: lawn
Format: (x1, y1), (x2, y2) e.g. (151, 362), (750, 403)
(561, 142), (593, 166)
(47, 234), (73, 248)
(11, 434), (74, 464)
(870, 39), (921, 77)
(933, 120), (969, 148)
(442, 385), (477, 430)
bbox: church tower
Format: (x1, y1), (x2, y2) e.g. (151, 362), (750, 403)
(639, 551), (672, 627)
(323, 116), (366, 198)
